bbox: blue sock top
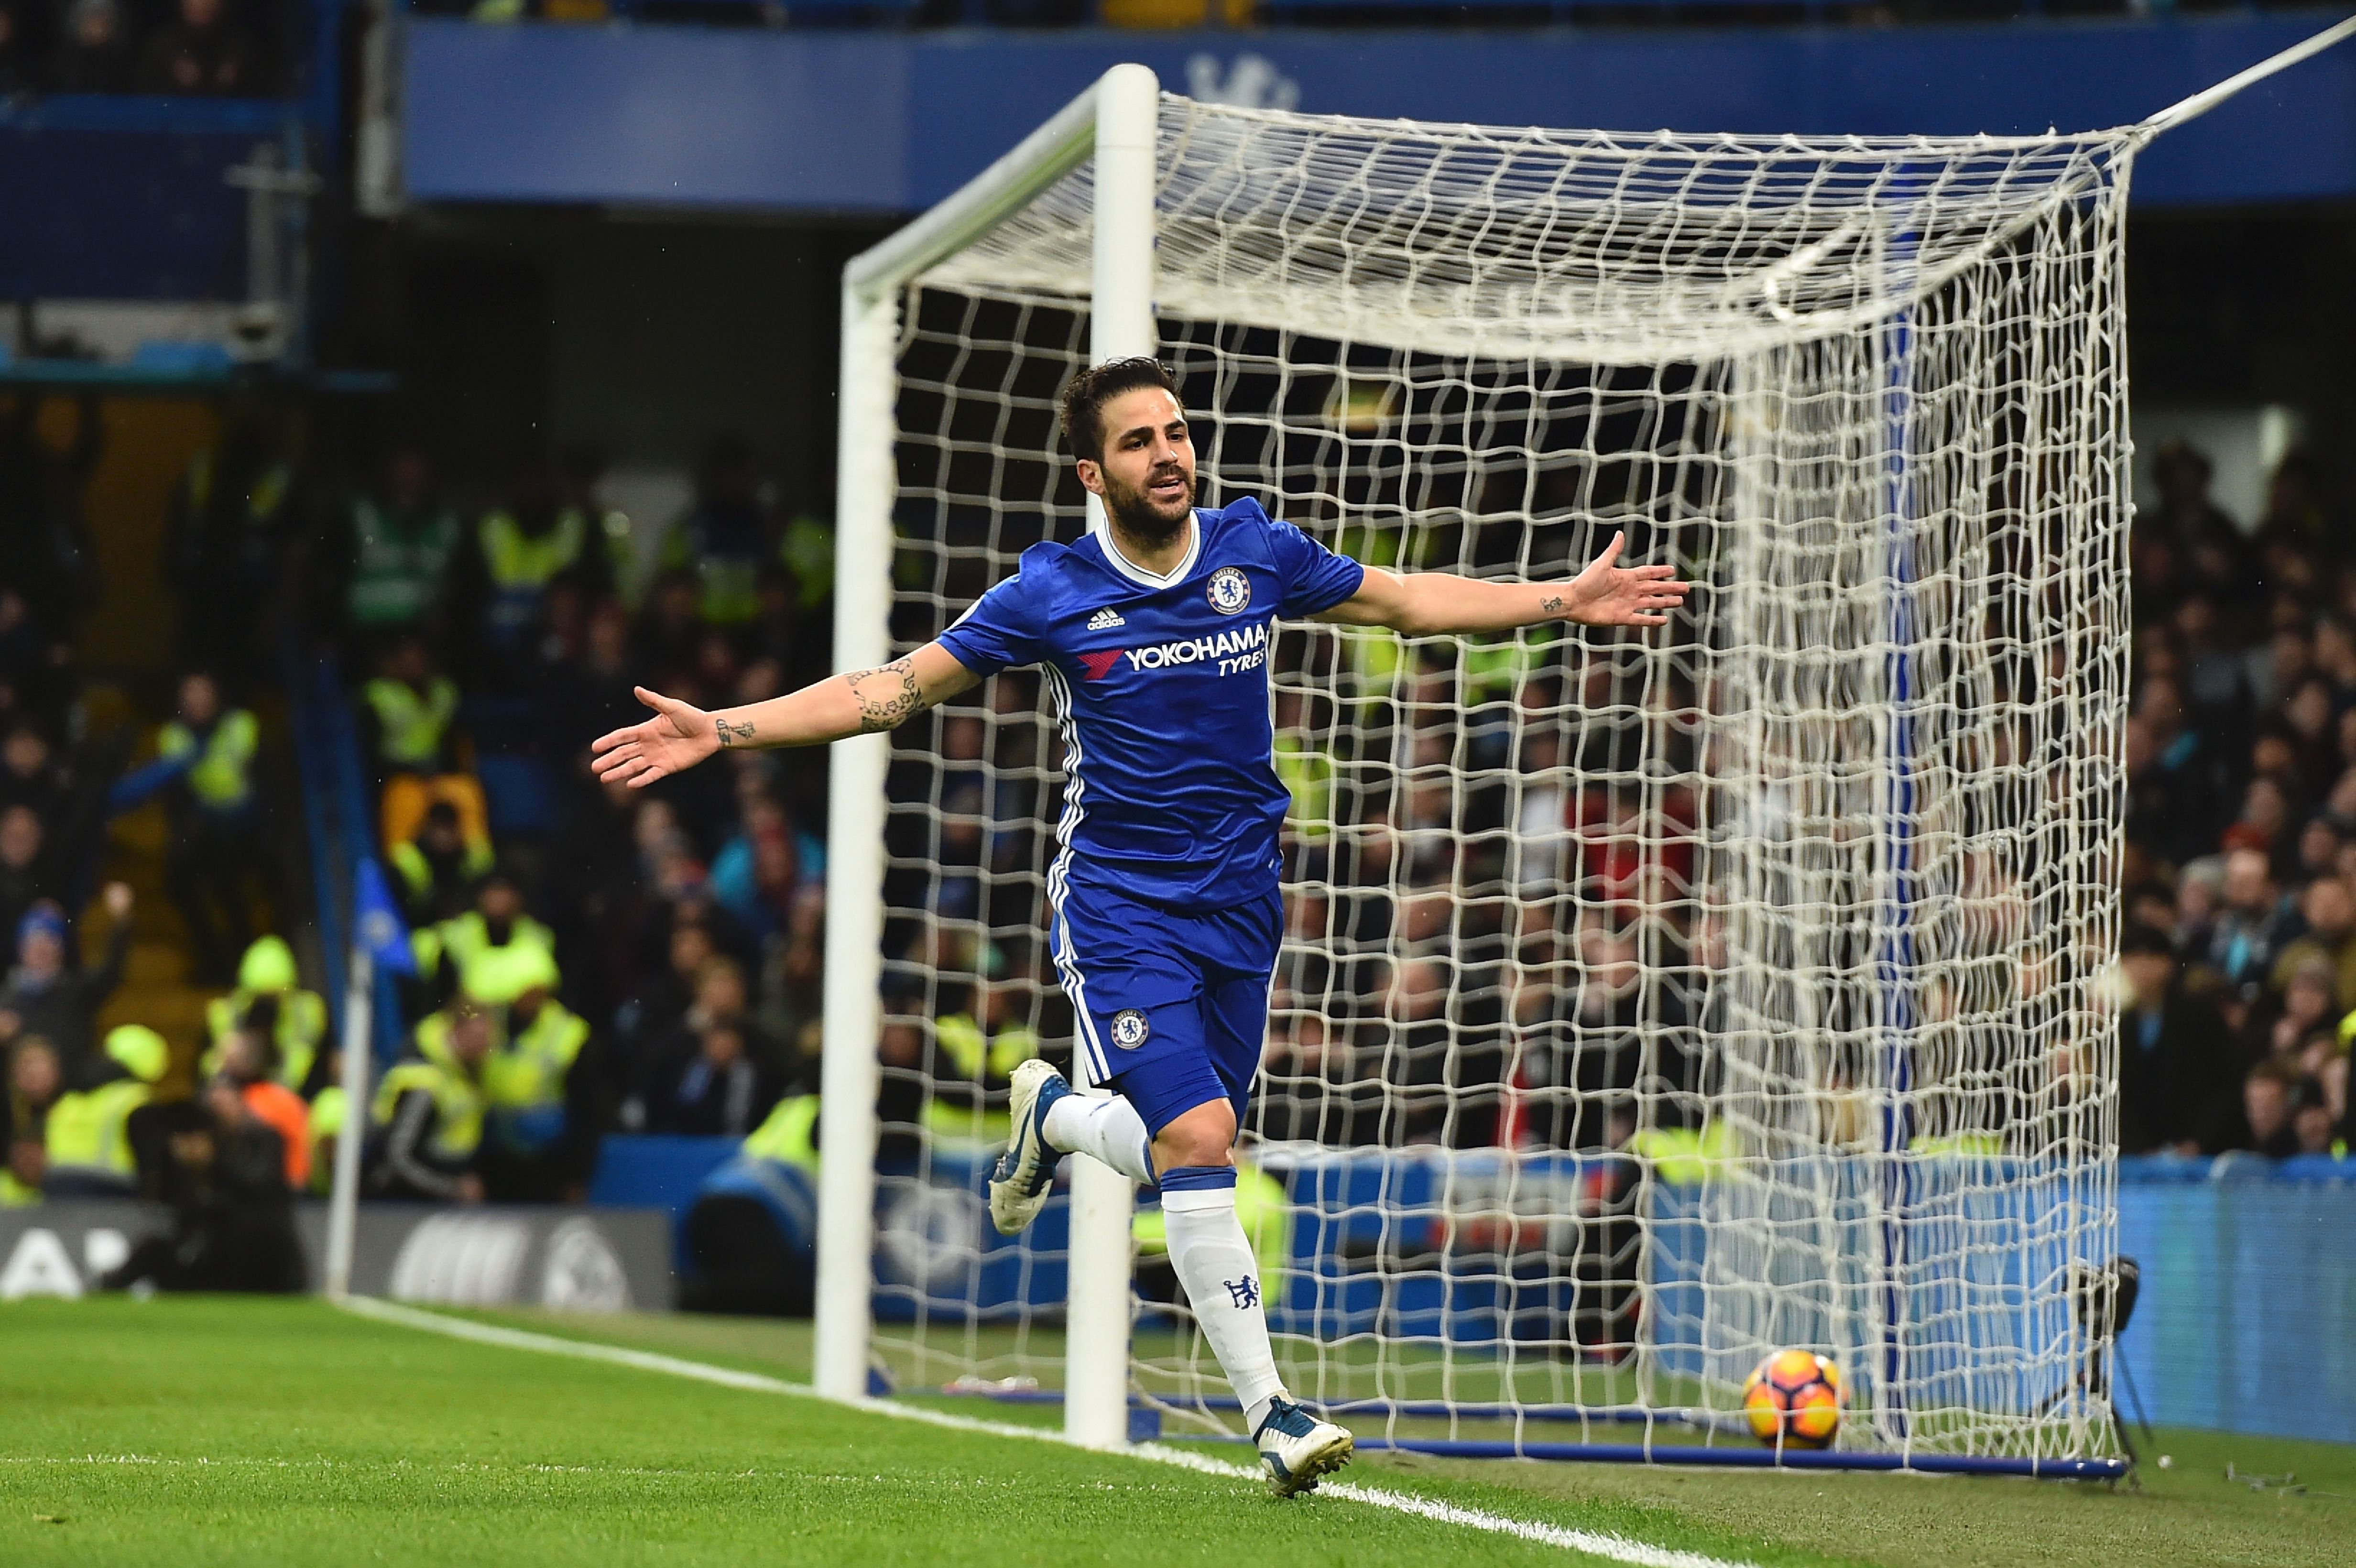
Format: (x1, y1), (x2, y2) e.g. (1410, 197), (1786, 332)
(1156, 1164), (1239, 1193)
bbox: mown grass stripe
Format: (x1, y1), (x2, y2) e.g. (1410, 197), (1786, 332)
(337, 1294), (1764, 1568)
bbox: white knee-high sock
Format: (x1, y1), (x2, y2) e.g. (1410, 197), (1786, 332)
(1159, 1165), (1287, 1431)
(1043, 1092), (1154, 1187)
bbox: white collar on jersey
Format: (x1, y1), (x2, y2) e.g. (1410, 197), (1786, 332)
(1097, 511), (1200, 588)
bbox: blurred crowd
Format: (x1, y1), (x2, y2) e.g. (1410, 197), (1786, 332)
(3, 407), (838, 1229)
(2119, 443), (2352, 1159)
(3, 407), (2348, 1243)
(308, 429), (838, 1208)
(0, 0), (281, 98)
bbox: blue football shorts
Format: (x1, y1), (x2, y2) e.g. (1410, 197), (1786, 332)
(1048, 880), (1282, 1141)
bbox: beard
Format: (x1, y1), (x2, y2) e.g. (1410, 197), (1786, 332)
(1101, 462), (1195, 542)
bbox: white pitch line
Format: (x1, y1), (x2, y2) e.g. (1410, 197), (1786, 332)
(334, 1296), (1765, 1568)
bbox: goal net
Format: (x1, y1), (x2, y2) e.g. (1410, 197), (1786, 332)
(830, 79), (2132, 1474)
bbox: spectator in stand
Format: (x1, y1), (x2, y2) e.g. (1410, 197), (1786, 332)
(646, 1019), (777, 1138)
(52, 0), (137, 93)
(2117, 925), (2242, 1155)
(2250, 451), (2328, 562)
(2272, 875), (2356, 1011)
(708, 792), (799, 944)
(216, 1024), (310, 1188)
(0, 887), (131, 1088)
(2, 1035), (63, 1203)
(158, 668), (263, 985)
(2128, 679), (2230, 869)
(0, 719), (74, 824)
(2239, 1059), (2304, 1159)
(2247, 954), (2340, 1065)
(140, 0), (257, 98)
(0, 805), (55, 948)
(2205, 846), (2293, 999)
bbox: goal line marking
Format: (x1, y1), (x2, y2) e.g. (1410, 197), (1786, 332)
(336, 1295), (1762, 1568)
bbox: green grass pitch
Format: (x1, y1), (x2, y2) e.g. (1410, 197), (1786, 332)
(1, 1297), (2348, 1568)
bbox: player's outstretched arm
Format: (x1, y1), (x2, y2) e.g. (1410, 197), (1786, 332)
(589, 642), (980, 789)
(1318, 529), (1690, 636)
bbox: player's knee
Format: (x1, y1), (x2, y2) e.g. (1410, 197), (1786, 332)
(1152, 1099), (1237, 1175)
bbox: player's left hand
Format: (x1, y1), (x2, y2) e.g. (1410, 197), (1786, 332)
(1561, 531), (1692, 628)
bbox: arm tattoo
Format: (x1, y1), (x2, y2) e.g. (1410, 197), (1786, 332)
(848, 656), (925, 733)
(1539, 595), (1564, 615)
(715, 718), (757, 749)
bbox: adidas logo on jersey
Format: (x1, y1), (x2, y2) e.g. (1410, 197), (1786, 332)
(1086, 608), (1125, 630)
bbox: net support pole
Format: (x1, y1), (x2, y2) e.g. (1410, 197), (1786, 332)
(322, 945), (372, 1299)
(1064, 59), (1159, 1450)
(816, 68), (1117, 1408)
(812, 272), (898, 1405)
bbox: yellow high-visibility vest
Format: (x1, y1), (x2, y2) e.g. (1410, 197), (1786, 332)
(371, 1058), (486, 1162)
(482, 1002), (589, 1113)
(157, 709), (260, 812)
(413, 912), (557, 1005)
(923, 1015), (1041, 1145)
(202, 986), (329, 1091)
(43, 1079), (152, 1183)
(362, 678), (459, 771)
(742, 1094), (820, 1175)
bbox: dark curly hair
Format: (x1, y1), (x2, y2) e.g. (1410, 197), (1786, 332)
(1058, 357), (1180, 465)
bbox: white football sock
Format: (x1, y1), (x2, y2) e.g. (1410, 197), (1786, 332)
(1160, 1169), (1287, 1429)
(1043, 1092), (1154, 1187)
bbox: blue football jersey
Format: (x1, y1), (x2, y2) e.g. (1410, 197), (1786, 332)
(935, 496), (1364, 912)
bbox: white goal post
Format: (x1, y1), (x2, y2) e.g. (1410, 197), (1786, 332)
(815, 24), (2354, 1474)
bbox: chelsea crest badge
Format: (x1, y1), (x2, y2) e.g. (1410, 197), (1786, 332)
(1206, 566), (1252, 615)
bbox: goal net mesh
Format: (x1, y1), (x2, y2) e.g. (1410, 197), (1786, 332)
(868, 95), (2132, 1465)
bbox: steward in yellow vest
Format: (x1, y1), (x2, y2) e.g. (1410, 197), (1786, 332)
(924, 975), (1042, 1148)
(158, 687), (259, 816)
(201, 935), (329, 1095)
(43, 1025), (170, 1198)
(742, 1093), (819, 1174)
(362, 636), (462, 776)
(473, 462), (613, 653)
(412, 872), (557, 1007)
(367, 997), (495, 1202)
(475, 945), (599, 1202)
(388, 799), (493, 926)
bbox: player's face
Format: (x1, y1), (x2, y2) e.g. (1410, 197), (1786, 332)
(1081, 387), (1195, 540)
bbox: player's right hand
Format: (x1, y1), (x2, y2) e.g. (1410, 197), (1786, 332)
(590, 686), (719, 788)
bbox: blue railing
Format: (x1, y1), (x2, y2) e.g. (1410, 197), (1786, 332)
(286, 650), (409, 1066)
